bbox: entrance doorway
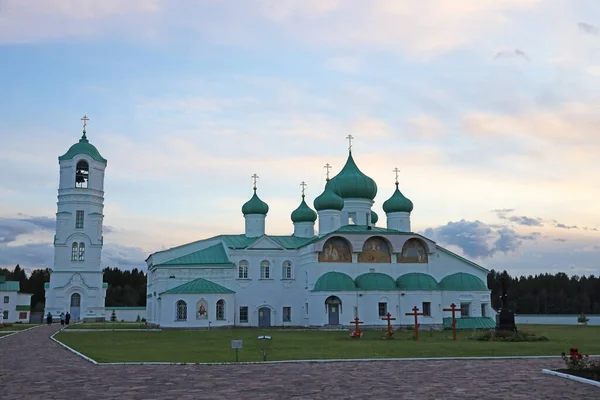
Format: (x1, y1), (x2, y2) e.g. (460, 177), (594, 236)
(70, 293), (81, 321)
(325, 296), (341, 325)
(258, 307), (271, 327)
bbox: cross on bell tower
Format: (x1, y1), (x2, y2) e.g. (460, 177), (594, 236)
(324, 163), (332, 181)
(346, 134), (354, 151)
(251, 173), (259, 191)
(393, 167), (401, 185)
(300, 181), (307, 197)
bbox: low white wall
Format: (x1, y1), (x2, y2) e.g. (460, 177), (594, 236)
(515, 314), (600, 326)
(105, 307), (147, 322)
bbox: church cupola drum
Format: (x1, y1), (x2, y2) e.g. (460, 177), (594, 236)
(383, 167), (413, 232)
(242, 173), (269, 238)
(45, 115), (108, 322)
(291, 181), (317, 238)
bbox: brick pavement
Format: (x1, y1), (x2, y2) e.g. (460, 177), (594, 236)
(0, 324), (598, 399)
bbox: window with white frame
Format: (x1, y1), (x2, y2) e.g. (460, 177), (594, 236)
(238, 260), (249, 279)
(283, 306), (291, 322)
(481, 304), (487, 317)
(422, 302), (431, 316)
(460, 302), (470, 317)
(305, 302), (309, 315)
(3, 296), (9, 303)
(260, 260), (270, 279)
(75, 210), (84, 229)
(239, 306), (248, 323)
(2, 311), (8, 320)
(348, 212), (357, 225)
(71, 243), (78, 261)
(216, 299), (225, 320)
(176, 300), (187, 321)
(78, 242), (85, 261)
(378, 302), (387, 316)
(282, 261), (292, 279)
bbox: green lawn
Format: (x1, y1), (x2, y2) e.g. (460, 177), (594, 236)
(66, 322), (148, 330)
(0, 324), (36, 331)
(0, 332), (11, 337)
(54, 325), (600, 363)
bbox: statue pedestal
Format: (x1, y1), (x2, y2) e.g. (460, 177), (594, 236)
(495, 309), (516, 332)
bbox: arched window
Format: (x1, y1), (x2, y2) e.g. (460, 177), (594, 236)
(71, 243), (78, 261)
(282, 261), (292, 279)
(260, 260), (270, 279)
(318, 236), (352, 262)
(238, 260), (249, 279)
(75, 160), (89, 188)
(398, 238), (428, 263)
(70, 293), (81, 307)
(358, 236), (391, 263)
(216, 299), (225, 320)
(78, 242), (85, 261)
(176, 300), (187, 321)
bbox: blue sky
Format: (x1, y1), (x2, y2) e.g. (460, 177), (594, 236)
(1, 0), (599, 276)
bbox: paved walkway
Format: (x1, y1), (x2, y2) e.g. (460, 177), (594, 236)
(0, 325), (597, 399)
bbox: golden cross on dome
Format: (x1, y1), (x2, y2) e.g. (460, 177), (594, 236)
(300, 181), (307, 196)
(81, 114), (89, 133)
(251, 173), (259, 190)
(393, 167), (401, 184)
(346, 134), (354, 151)
(324, 163), (332, 181)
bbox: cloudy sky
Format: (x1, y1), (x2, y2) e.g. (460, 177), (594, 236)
(1, 0), (599, 276)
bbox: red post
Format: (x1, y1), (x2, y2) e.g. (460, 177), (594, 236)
(350, 317), (364, 338)
(405, 306), (424, 341)
(381, 312), (396, 339)
(443, 303), (463, 341)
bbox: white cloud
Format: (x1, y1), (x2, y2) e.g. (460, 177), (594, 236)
(325, 57), (361, 74)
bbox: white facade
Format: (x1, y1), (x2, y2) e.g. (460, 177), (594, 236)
(146, 151), (493, 329)
(0, 281), (33, 324)
(105, 307), (147, 322)
(44, 128), (108, 321)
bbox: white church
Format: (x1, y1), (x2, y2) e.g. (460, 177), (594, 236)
(145, 136), (495, 330)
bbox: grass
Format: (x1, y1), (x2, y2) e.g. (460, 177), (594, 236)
(65, 322), (148, 330)
(54, 325), (600, 363)
(0, 324), (36, 331)
(0, 332), (11, 337)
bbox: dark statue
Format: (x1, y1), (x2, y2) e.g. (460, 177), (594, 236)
(496, 274), (517, 332)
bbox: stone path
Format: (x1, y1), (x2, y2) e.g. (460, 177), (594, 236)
(0, 325), (598, 399)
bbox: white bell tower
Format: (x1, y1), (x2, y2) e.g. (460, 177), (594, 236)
(44, 115), (108, 322)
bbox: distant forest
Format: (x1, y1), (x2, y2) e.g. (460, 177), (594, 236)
(2, 265), (600, 314)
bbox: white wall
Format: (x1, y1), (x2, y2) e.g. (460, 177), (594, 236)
(158, 293), (235, 328)
(0, 292), (32, 323)
(105, 308), (147, 322)
(515, 314), (600, 326)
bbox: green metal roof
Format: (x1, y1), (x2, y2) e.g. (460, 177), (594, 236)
(328, 151), (377, 200)
(314, 181), (344, 211)
(241, 189), (269, 215)
(157, 243), (234, 267)
(396, 273), (440, 291)
(59, 133), (107, 163)
(313, 272), (356, 291)
(439, 272), (488, 291)
(371, 210), (379, 224)
(161, 278), (235, 295)
(44, 282), (49, 289)
(105, 306), (146, 310)
(383, 182), (414, 213)
(0, 275), (5, 283)
(355, 272), (396, 291)
(291, 195), (318, 223)
(15, 305), (31, 311)
(102, 282), (108, 288)
(0, 281), (19, 291)
(443, 317), (496, 330)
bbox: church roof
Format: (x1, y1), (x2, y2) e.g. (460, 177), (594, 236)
(59, 133), (107, 163)
(355, 272), (396, 291)
(291, 196), (317, 223)
(383, 183), (413, 213)
(241, 189), (269, 215)
(157, 243), (235, 267)
(0, 280), (19, 291)
(161, 278), (235, 295)
(313, 272), (356, 291)
(370, 210), (378, 224)
(328, 152), (377, 200)
(442, 317), (496, 330)
(396, 273), (440, 291)
(439, 272), (488, 291)
(313, 181), (344, 211)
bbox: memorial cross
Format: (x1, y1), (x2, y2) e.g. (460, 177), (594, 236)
(350, 316), (364, 338)
(405, 306), (424, 341)
(443, 303), (463, 341)
(381, 312), (396, 339)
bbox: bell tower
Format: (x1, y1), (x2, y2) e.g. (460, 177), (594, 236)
(44, 115), (108, 322)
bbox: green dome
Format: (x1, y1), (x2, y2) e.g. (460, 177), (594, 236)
(328, 152), (377, 200)
(241, 189), (269, 215)
(383, 183), (413, 213)
(313, 272), (356, 291)
(59, 133), (107, 163)
(291, 195), (317, 223)
(371, 210), (379, 224)
(439, 273), (488, 291)
(396, 273), (440, 291)
(314, 181), (344, 211)
(355, 273), (396, 291)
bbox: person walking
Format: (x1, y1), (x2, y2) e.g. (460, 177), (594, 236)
(46, 312), (53, 325)
(65, 312), (71, 326)
(60, 312), (65, 326)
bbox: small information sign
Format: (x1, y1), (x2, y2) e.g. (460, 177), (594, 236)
(231, 340), (243, 349)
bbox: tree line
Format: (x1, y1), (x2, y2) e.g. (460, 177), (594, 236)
(2, 265), (600, 314)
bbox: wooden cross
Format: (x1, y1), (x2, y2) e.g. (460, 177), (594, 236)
(393, 167), (400, 184)
(300, 181), (307, 197)
(405, 306), (424, 341)
(81, 114), (89, 133)
(443, 303), (463, 341)
(251, 173), (259, 190)
(346, 134), (354, 151)
(349, 316), (363, 338)
(324, 163), (332, 181)
(381, 312), (396, 339)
